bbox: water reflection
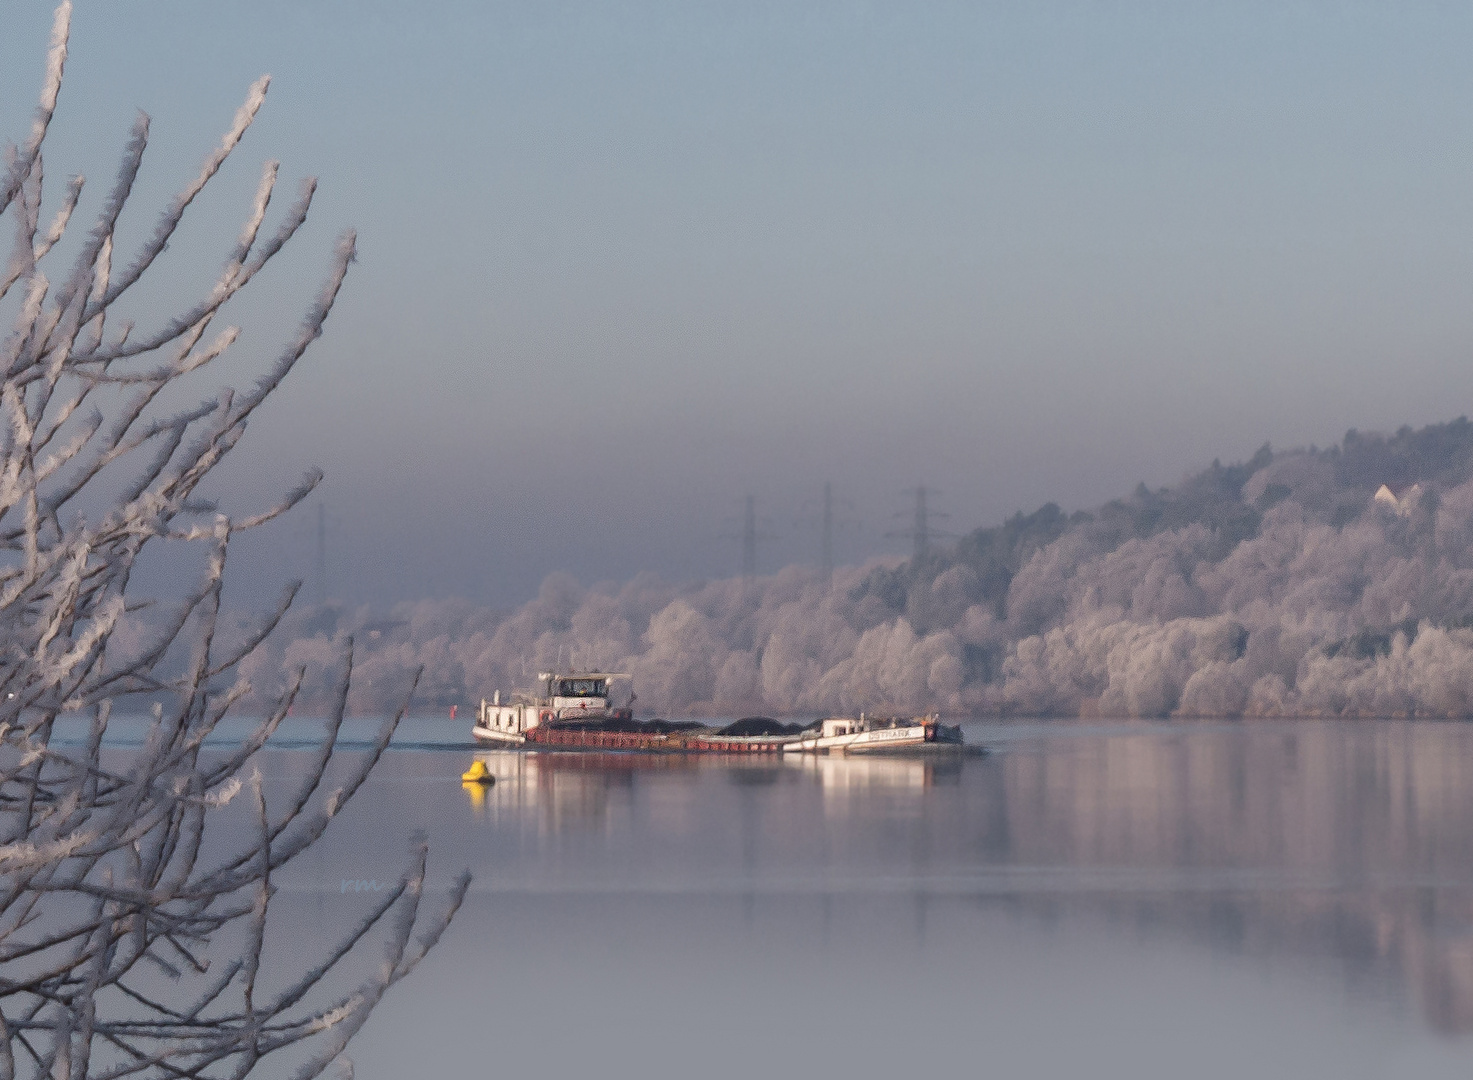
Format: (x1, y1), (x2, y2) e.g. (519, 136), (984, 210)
(464, 750), (705, 830)
(984, 721), (1473, 1038)
(445, 723), (1473, 1037)
(786, 753), (949, 816)
(462, 749), (961, 824)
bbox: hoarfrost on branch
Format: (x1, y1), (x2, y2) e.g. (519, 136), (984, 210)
(0, 6), (467, 1077)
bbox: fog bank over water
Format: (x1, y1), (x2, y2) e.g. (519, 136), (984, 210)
(217, 419), (1473, 718)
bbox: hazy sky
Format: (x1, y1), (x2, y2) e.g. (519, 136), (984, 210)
(6, 2), (1473, 607)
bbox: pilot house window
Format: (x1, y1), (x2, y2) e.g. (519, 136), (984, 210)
(558, 678), (606, 697)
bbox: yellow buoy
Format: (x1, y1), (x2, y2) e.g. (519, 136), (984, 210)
(461, 759), (494, 784)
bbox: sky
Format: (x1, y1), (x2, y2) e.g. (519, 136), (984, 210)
(6, 1), (1473, 608)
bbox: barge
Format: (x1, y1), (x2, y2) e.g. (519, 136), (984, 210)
(473, 671), (966, 754)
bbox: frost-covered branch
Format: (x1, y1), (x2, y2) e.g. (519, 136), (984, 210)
(0, 7), (464, 1077)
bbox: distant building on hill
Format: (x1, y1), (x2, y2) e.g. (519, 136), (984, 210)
(1373, 482), (1423, 517)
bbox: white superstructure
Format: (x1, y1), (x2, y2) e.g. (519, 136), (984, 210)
(780, 713), (959, 754)
(473, 671), (633, 746)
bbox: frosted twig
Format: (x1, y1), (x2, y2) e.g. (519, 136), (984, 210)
(0, 8), (464, 1078)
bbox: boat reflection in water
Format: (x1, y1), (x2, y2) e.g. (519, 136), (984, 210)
(783, 751), (958, 819)
(460, 748), (956, 832)
(449, 721), (1473, 1042)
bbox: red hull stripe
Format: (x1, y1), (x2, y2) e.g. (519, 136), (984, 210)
(526, 728), (786, 754)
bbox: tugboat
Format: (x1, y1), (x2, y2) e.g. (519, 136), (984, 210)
(473, 671), (635, 747)
(473, 671), (967, 754)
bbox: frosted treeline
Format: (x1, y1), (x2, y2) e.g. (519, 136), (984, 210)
(242, 419), (1473, 718)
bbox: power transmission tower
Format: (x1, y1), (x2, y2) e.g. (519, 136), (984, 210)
(722, 494), (779, 582)
(821, 482), (833, 583)
(798, 481), (859, 588)
(887, 485), (953, 560)
(315, 502), (328, 605)
(742, 495), (758, 578)
(911, 485), (931, 560)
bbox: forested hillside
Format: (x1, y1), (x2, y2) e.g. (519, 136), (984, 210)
(220, 418), (1473, 718)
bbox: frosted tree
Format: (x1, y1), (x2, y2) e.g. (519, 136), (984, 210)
(0, 5), (467, 1078)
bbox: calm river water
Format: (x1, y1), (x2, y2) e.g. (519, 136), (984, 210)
(243, 717), (1473, 1078)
